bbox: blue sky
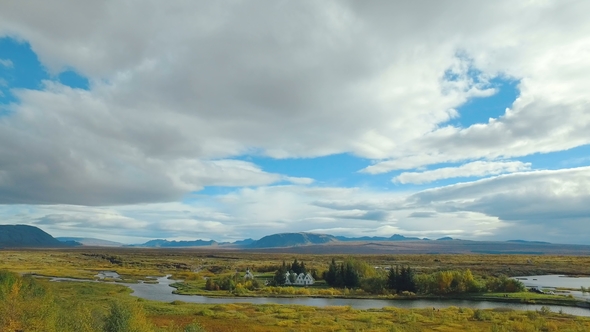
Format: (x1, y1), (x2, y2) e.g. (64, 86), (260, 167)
(1, 1), (590, 244)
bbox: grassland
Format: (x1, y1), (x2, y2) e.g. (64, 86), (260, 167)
(2, 248), (590, 331)
(3, 248), (590, 278)
(45, 279), (590, 331)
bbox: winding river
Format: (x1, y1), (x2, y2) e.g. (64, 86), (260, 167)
(82, 277), (590, 317)
(51, 274), (590, 317)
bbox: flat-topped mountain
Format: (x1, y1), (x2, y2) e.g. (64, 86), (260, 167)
(249, 232), (337, 248)
(0, 225), (66, 248)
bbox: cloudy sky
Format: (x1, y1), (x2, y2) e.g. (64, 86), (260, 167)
(1, 1), (590, 244)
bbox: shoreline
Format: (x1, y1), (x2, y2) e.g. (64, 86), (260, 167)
(170, 287), (590, 309)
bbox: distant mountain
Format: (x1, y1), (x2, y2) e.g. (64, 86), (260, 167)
(336, 234), (422, 242)
(57, 237), (123, 247)
(0, 225), (67, 248)
(232, 238), (255, 246)
(507, 240), (551, 244)
(389, 234), (421, 241)
(437, 237), (454, 241)
(134, 239), (217, 248)
(250, 232), (337, 248)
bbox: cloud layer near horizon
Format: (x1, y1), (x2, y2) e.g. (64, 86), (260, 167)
(1, 1), (589, 243)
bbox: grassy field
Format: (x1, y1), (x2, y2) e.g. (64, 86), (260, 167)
(47, 279), (590, 331)
(2, 248), (590, 331)
(3, 248), (590, 278)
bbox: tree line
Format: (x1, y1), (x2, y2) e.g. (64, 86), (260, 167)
(318, 259), (524, 296)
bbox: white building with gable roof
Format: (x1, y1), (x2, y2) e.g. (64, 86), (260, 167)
(284, 271), (314, 286)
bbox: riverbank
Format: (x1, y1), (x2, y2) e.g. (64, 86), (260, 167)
(169, 280), (589, 309)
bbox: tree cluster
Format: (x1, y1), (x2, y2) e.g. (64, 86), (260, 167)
(272, 259), (308, 286)
(205, 273), (260, 291)
(387, 266), (417, 293)
(414, 269), (525, 295)
(323, 259), (360, 288)
(290, 259), (307, 275)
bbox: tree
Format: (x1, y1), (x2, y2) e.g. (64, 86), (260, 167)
(290, 259), (306, 275)
(387, 266), (398, 291)
(387, 265), (416, 294)
(343, 261), (360, 288)
(273, 265), (287, 285)
(324, 259), (338, 286)
(324, 258), (361, 288)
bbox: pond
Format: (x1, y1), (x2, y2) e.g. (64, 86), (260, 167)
(121, 276), (590, 317)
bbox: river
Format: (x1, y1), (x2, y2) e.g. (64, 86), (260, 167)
(515, 274), (590, 301)
(120, 275), (590, 317)
(50, 273), (590, 317)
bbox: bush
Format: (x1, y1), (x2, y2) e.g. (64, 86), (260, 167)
(183, 321), (206, 332)
(472, 309), (492, 321)
(103, 301), (154, 332)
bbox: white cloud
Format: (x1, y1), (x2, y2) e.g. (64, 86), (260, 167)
(393, 160), (531, 184)
(409, 166), (590, 243)
(0, 184), (505, 243)
(0, 1), (588, 245)
(1, 1), (587, 205)
(0, 59), (12, 68)
(1, 165), (589, 244)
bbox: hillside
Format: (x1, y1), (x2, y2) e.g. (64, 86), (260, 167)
(336, 234), (422, 241)
(0, 224), (66, 248)
(57, 237), (123, 247)
(249, 232), (337, 248)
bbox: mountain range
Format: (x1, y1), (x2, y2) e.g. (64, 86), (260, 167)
(4, 224), (584, 256)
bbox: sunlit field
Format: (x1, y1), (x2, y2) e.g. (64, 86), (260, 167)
(2, 248), (590, 331)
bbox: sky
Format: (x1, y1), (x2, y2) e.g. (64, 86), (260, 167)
(1, 1), (590, 244)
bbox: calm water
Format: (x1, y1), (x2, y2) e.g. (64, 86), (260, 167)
(516, 275), (590, 300)
(119, 276), (590, 317)
(50, 274), (590, 316)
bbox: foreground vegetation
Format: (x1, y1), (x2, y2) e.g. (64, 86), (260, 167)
(3, 270), (590, 331)
(2, 248), (590, 330)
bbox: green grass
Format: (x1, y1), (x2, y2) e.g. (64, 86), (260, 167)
(4, 248), (590, 331)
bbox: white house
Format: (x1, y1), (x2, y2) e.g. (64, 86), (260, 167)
(284, 271), (314, 286)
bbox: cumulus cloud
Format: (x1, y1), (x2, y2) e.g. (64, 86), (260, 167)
(0, 184), (505, 243)
(393, 160), (531, 184)
(2, 165), (589, 243)
(1, 1), (588, 204)
(409, 167), (590, 243)
(0, 1), (589, 244)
